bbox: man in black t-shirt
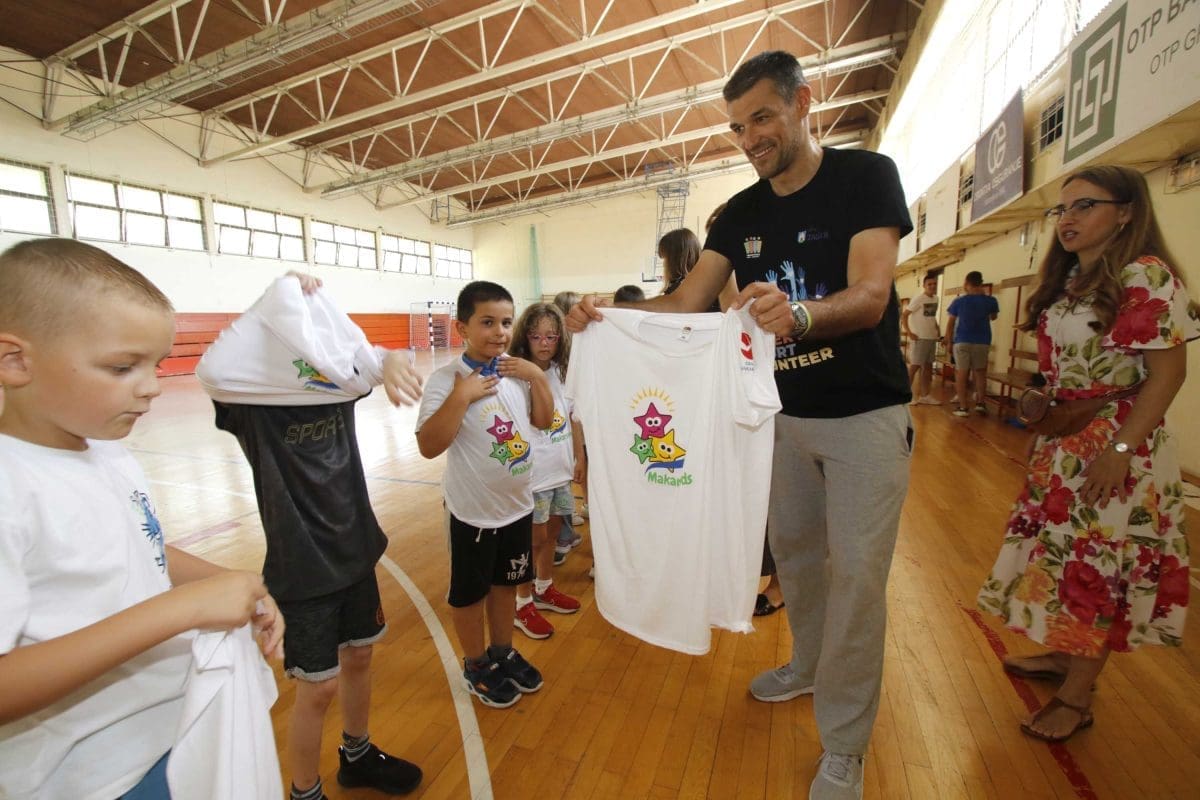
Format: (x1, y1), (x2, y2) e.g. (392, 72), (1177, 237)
(568, 51), (912, 800)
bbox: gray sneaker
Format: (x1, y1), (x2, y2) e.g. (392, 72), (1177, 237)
(749, 664), (813, 702)
(809, 752), (863, 800)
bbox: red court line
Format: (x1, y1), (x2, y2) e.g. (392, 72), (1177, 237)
(960, 603), (1099, 800)
(170, 511), (258, 549)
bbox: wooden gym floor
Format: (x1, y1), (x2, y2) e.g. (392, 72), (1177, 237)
(123, 350), (1200, 800)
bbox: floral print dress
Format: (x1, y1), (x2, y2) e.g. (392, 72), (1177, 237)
(978, 256), (1200, 656)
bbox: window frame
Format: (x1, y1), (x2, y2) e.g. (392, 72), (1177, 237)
(65, 172), (204, 251)
(0, 159), (57, 236)
(212, 200), (306, 262)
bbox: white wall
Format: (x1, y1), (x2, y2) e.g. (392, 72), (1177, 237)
(473, 171), (758, 305)
(0, 47), (473, 313)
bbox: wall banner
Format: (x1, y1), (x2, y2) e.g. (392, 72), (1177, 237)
(971, 93), (1025, 222)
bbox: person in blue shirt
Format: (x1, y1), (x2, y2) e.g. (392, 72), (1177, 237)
(944, 270), (999, 416)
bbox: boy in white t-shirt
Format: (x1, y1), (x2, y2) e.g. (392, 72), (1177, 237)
(0, 238), (284, 800)
(416, 281), (553, 708)
(902, 271), (941, 405)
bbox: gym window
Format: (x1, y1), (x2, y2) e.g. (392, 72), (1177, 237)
(0, 160), (55, 235)
(213, 202), (304, 261)
(65, 174), (203, 250)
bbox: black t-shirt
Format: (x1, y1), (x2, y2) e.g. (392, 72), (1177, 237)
(705, 148), (913, 418)
(214, 398), (388, 601)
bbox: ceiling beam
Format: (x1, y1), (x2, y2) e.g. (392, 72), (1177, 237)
(53, 0), (432, 136)
(200, 0), (818, 165)
(314, 44), (896, 197)
(336, 88), (888, 204)
(442, 128), (866, 228)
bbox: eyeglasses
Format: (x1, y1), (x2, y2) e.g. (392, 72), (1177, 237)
(527, 333), (560, 344)
(1044, 197), (1129, 219)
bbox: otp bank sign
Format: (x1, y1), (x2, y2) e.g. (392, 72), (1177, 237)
(1064, 0), (1200, 169)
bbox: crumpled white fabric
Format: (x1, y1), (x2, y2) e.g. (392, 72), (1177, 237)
(197, 276), (386, 405)
(166, 625), (282, 800)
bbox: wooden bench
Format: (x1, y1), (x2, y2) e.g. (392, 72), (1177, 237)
(985, 347), (1039, 412)
(159, 312), (417, 377)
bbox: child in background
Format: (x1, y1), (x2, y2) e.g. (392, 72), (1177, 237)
(0, 238), (283, 799)
(613, 285), (646, 304)
(507, 304), (585, 639)
(416, 281), (553, 707)
(197, 272), (424, 800)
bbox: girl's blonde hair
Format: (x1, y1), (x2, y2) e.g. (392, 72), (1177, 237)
(1023, 165), (1185, 333)
(509, 302), (570, 380)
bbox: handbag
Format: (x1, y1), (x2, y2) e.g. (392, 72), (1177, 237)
(1017, 383), (1143, 437)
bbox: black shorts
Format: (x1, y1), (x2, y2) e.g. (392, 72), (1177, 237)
(278, 572), (386, 681)
(447, 511), (533, 607)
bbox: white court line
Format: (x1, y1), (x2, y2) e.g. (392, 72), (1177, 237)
(378, 556), (494, 800)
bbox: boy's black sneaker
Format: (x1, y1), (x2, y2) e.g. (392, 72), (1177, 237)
(495, 647), (543, 693)
(464, 657), (522, 708)
(336, 743), (422, 795)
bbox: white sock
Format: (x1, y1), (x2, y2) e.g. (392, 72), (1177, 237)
(534, 578), (552, 595)
(516, 593), (533, 609)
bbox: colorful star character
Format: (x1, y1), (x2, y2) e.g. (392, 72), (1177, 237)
(487, 415), (515, 442)
(490, 441), (512, 464)
(506, 433), (529, 461)
(649, 430), (686, 465)
(548, 409), (567, 434)
(633, 402), (672, 439)
(629, 435), (653, 464)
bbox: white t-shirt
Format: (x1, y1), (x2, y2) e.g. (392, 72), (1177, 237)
(905, 293), (940, 339)
(167, 626), (282, 800)
(530, 366), (575, 493)
(566, 307), (780, 654)
(0, 435), (192, 800)
(416, 358), (536, 528)
(197, 276), (389, 405)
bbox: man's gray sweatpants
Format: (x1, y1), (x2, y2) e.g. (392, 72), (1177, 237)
(767, 404), (912, 755)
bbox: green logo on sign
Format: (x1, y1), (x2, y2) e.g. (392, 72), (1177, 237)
(1064, 3), (1125, 163)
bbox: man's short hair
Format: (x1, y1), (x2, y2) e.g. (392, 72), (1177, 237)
(457, 281), (513, 321)
(923, 272), (938, 284)
(0, 238), (172, 339)
(723, 50), (808, 104)
(965, 271), (984, 287)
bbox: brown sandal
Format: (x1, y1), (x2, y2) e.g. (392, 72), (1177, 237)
(1020, 696), (1094, 743)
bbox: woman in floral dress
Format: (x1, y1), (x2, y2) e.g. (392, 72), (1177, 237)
(977, 165), (1199, 742)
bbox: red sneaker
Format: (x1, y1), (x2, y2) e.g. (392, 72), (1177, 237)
(514, 602), (554, 639)
(534, 584), (581, 614)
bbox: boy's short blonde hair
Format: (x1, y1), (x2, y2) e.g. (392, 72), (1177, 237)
(0, 238), (173, 339)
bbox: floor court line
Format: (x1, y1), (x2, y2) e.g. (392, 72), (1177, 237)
(960, 604), (1099, 800)
(378, 555), (494, 800)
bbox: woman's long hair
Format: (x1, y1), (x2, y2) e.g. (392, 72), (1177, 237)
(1022, 165), (1182, 333)
(658, 228), (701, 294)
(509, 302), (570, 380)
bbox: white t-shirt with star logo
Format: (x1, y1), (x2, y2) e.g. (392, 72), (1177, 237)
(566, 307), (780, 654)
(417, 360), (535, 528)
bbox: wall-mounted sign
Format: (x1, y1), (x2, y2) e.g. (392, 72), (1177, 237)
(971, 93), (1025, 221)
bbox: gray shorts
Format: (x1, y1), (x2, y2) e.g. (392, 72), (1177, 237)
(909, 338), (936, 365)
(533, 484), (574, 524)
(953, 342), (990, 371)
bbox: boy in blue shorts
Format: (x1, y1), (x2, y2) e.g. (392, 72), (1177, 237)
(0, 238), (284, 799)
(197, 272), (424, 800)
(416, 281), (553, 707)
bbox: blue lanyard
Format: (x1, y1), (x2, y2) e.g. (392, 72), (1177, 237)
(461, 353), (499, 377)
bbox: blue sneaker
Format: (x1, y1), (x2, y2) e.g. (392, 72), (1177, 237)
(557, 519), (582, 550)
(463, 657), (521, 708)
(491, 646), (543, 693)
